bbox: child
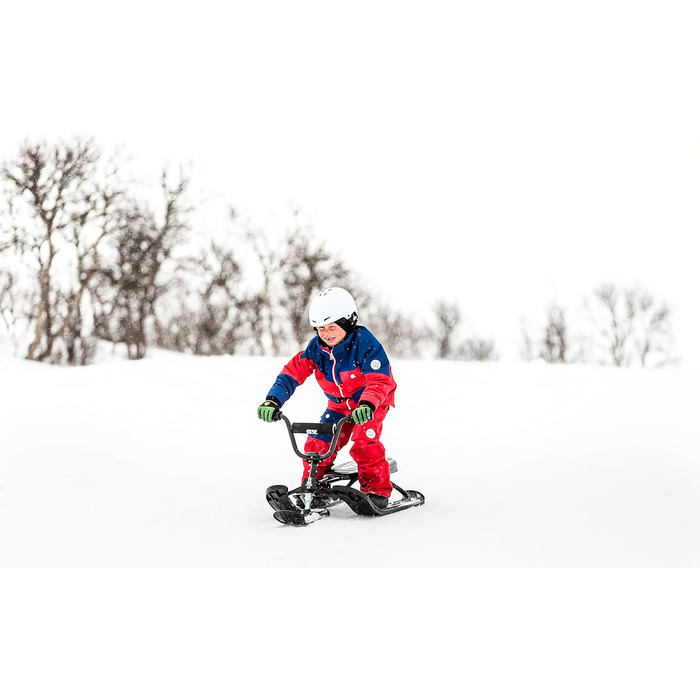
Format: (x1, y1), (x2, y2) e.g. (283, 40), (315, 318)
(257, 287), (396, 508)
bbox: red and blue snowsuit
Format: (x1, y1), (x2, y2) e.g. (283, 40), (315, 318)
(266, 326), (396, 498)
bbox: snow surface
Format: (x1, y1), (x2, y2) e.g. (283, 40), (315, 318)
(2, 348), (699, 567)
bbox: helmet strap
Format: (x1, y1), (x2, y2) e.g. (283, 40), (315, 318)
(334, 312), (358, 335)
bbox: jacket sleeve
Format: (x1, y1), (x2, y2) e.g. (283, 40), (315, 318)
(266, 351), (316, 405)
(358, 335), (396, 409)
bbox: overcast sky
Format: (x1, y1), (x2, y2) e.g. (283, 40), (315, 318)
(3, 1), (700, 365)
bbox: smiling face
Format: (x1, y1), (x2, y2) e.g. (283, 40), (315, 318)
(317, 322), (347, 347)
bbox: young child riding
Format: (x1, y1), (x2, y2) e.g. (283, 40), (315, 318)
(257, 287), (396, 508)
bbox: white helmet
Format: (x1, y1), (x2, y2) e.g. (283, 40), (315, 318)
(308, 287), (358, 329)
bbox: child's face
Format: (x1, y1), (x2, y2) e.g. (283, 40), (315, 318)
(317, 323), (346, 347)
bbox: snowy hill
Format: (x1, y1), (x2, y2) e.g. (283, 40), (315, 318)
(1, 350), (699, 567)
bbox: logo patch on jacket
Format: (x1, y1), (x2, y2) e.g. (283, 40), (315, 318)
(370, 359), (381, 370)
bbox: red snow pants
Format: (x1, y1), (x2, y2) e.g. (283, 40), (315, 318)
(301, 405), (392, 498)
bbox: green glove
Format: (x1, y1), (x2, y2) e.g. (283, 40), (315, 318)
(351, 401), (375, 425)
(257, 397), (281, 422)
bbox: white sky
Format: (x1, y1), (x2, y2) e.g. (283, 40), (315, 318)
(2, 0), (700, 364)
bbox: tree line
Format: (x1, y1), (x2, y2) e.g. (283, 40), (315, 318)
(520, 286), (674, 368)
(0, 137), (675, 368)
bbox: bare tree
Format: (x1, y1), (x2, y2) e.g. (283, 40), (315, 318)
(429, 299), (497, 361)
(541, 303), (568, 364)
(594, 284), (629, 366)
(635, 296), (672, 367)
(1, 139), (108, 363)
(455, 337), (498, 362)
(588, 283), (674, 367)
(160, 242), (248, 355)
(95, 170), (191, 359)
(241, 217), (286, 355)
(362, 302), (428, 359)
(0, 270), (31, 355)
(235, 206), (357, 354)
(238, 291), (270, 355)
(519, 316), (537, 361)
(432, 300), (461, 359)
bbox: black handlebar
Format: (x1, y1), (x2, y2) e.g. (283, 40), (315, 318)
(278, 412), (353, 462)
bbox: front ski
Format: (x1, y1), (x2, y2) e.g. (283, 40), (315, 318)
(272, 509), (329, 527)
(332, 485), (425, 516)
(266, 485), (330, 526)
(266, 485), (296, 512)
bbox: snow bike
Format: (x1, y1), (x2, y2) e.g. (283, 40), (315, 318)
(265, 412), (425, 527)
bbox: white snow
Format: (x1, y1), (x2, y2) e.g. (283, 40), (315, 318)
(2, 349), (699, 567)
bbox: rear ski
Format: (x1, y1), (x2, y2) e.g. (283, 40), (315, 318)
(332, 484), (425, 516)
